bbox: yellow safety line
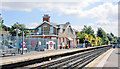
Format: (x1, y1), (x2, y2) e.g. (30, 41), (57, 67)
(87, 48), (112, 69)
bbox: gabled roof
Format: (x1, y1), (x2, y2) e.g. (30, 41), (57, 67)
(49, 22), (58, 28)
(57, 22), (70, 29)
(36, 21), (71, 29)
(36, 21), (58, 29)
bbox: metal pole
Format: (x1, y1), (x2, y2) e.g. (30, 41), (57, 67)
(16, 24), (19, 53)
(56, 28), (58, 50)
(22, 30), (24, 55)
(43, 26), (45, 50)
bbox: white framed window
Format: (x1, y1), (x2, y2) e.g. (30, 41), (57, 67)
(39, 27), (42, 34)
(50, 26), (54, 33)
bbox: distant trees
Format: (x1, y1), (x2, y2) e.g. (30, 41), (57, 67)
(81, 26), (95, 37)
(1, 24), (10, 31)
(77, 25), (98, 46)
(77, 26), (118, 46)
(9, 22), (29, 36)
(97, 28), (108, 45)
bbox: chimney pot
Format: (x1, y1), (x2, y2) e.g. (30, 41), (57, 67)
(43, 14), (50, 22)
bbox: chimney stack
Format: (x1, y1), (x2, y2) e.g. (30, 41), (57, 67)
(43, 14), (50, 22)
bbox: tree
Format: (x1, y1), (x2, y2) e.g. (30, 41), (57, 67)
(81, 25), (95, 37)
(107, 33), (113, 41)
(1, 24), (10, 31)
(77, 32), (87, 43)
(110, 33), (114, 37)
(9, 22), (29, 36)
(95, 37), (102, 46)
(97, 28), (109, 45)
(87, 34), (94, 46)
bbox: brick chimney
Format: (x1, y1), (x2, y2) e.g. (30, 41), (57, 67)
(43, 14), (50, 22)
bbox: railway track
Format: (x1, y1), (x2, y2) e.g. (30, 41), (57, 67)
(23, 46), (111, 69)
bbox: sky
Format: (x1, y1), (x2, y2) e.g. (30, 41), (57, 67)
(0, 0), (118, 36)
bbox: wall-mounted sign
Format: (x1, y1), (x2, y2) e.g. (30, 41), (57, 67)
(46, 41), (55, 49)
(20, 40), (27, 48)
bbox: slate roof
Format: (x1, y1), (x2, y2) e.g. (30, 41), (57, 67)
(36, 21), (78, 32)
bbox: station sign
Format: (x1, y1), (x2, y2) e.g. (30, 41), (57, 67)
(46, 41), (55, 49)
(20, 40), (27, 48)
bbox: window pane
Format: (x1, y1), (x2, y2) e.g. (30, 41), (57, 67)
(50, 26), (54, 33)
(39, 27), (41, 34)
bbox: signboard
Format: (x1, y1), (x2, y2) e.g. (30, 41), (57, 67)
(49, 41), (55, 49)
(46, 41), (55, 49)
(20, 40), (27, 48)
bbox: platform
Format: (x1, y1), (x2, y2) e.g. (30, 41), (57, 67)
(0, 48), (90, 66)
(0, 45), (111, 68)
(86, 48), (120, 68)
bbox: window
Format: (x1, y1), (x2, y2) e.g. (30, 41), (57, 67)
(39, 27), (42, 34)
(50, 26), (54, 34)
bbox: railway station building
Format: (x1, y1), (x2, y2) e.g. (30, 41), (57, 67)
(27, 14), (78, 49)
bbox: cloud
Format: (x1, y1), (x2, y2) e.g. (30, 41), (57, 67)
(1, 0), (119, 2)
(72, 21), (118, 36)
(26, 22), (39, 29)
(1, 2), (36, 12)
(1, 2), (117, 19)
(0, 2), (118, 36)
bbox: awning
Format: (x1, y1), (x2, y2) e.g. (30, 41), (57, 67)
(67, 37), (73, 41)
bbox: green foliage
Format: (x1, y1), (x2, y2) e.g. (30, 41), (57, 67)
(81, 25), (95, 37)
(0, 18), (10, 31)
(97, 28), (109, 45)
(77, 26), (118, 46)
(9, 22), (29, 36)
(107, 33), (113, 41)
(94, 37), (102, 46)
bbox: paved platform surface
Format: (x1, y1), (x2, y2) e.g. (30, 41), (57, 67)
(87, 48), (120, 69)
(103, 48), (118, 67)
(0, 48), (89, 66)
